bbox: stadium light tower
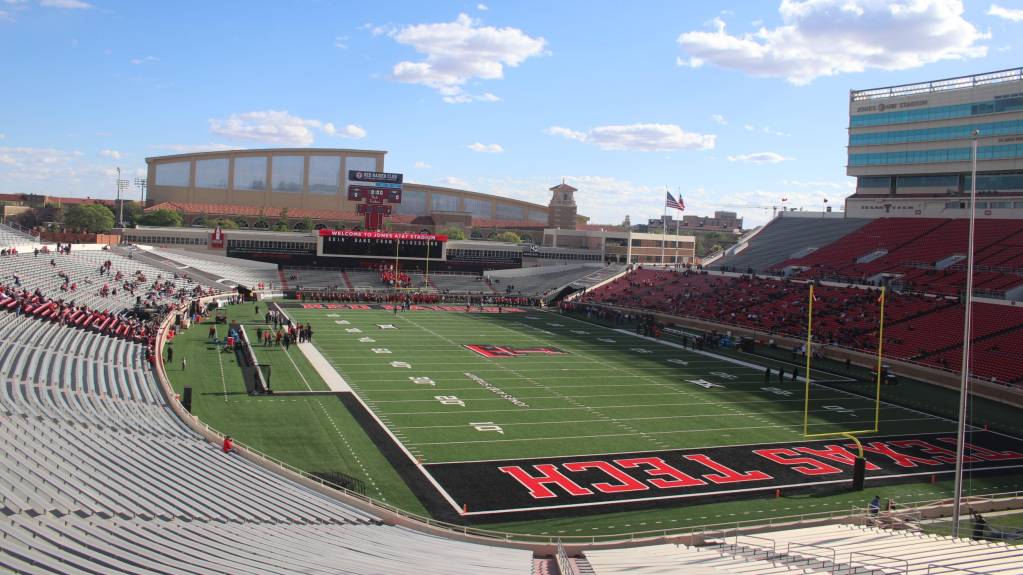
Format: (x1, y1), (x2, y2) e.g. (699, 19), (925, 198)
(134, 177), (147, 206)
(951, 129), (980, 538)
(115, 167), (130, 228)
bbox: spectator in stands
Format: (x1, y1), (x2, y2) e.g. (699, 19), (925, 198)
(869, 495), (881, 516)
(222, 435), (235, 454)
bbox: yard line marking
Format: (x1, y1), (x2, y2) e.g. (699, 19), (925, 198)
(397, 312), (670, 451)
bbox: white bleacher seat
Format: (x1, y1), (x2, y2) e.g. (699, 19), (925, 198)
(0, 312), (532, 574)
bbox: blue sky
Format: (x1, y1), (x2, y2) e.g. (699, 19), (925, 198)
(1, 0), (1022, 226)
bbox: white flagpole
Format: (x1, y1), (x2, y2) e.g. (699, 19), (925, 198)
(660, 189), (668, 266)
(674, 214), (681, 267)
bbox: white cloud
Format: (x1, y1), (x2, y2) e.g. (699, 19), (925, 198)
(544, 126), (587, 141)
(678, 1), (989, 85)
(414, 161), (432, 168)
(0, 133), (5, 140)
(546, 123), (715, 152)
(0, 10), (11, 21)
(468, 142), (504, 153)
(675, 56), (704, 68)
(208, 110), (365, 146)
(989, 3), (1023, 21)
(334, 35), (349, 49)
(390, 13), (546, 102)
(728, 151), (791, 164)
(39, 0), (91, 8)
(130, 56), (158, 65)
(440, 176), (469, 188)
(100, 149), (121, 159)
(0, 146), (138, 197)
(477, 3), (488, 10)
(442, 91), (501, 104)
(710, 114), (727, 125)
(322, 122), (367, 139)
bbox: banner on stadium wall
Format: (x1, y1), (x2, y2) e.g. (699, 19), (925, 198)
(209, 225), (225, 249)
(318, 229), (447, 242)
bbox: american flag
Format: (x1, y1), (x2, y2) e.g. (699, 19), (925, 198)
(666, 192), (684, 211)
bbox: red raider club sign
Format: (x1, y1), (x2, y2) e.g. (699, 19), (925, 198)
(423, 431), (1023, 516)
(209, 225), (225, 249)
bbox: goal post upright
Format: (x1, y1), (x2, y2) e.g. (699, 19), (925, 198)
(800, 284), (887, 491)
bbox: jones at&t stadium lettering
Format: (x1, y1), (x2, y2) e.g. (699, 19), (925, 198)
(423, 431), (1023, 515)
(464, 373), (529, 408)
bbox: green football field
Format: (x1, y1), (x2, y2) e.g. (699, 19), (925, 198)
(286, 305), (957, 465)
(167, 301), (1023, 536)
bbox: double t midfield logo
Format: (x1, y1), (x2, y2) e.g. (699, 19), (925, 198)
(465, 344), (566, 358)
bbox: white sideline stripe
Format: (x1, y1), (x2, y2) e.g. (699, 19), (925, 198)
(405, 416), (937, 446)
(296, 342), (350, 392)
(295, 329), (462, 514)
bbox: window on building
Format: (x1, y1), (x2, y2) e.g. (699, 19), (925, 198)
(309, 156), (341, 195)
(394, 190), (427, 215)
(234, 156), (267, 191)
(496, 204), (525, 220)
(858, 176), (890, 188)
(272, 156), (304, 192)
(155, 161), (190, 187)
(463, 197), (491, 218)
(431, 193), (459, 212)
(195, 158), (229, 189)
(344, 156), (376, 190)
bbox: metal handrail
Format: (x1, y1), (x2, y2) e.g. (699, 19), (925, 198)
(786, 541), (836, 567)
(555, 539), (578, 575)
(851, 67), (1023, 101)
(928, 564), (994, 575)
(849, 551), (910, 574)
(733, 533), (776, 558)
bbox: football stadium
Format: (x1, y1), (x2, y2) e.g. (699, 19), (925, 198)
(5, 5), (1023, 573)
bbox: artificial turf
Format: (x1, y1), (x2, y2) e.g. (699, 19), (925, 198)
(165, 300), (1023, 537)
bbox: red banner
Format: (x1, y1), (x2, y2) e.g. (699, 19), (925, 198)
(318, 229), (447, 242)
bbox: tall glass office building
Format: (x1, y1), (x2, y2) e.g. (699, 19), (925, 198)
(846, 68), (1023, 218)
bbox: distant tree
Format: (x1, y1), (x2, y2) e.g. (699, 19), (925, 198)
(437, 226), (466, 240)
(211, 218), (239, 229)
(120, 201), (143, 225)
(138, 209), (183, 227)
(273, 208), (290, 231)
(254, 213), (269, 229)
(64, 204), (114, 233)
(494, 231), (521, 243)
(294, 216), (313, 231)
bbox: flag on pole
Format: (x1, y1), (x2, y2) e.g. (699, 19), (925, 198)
(666, 192), (683, 211)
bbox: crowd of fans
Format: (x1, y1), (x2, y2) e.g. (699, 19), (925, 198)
(379, 266), (412, 288)
(294, 289), (540, 307)
(576, 267), (955, 355)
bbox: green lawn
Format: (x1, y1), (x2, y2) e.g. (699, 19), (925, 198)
(164, 302), (426, 513)
(164, 300), (1023, 537)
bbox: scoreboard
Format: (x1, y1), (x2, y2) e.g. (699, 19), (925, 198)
(318, 229), (447, 260)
